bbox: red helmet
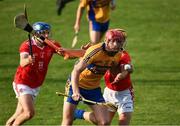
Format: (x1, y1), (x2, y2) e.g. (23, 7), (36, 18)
(105, 29), (127, 43)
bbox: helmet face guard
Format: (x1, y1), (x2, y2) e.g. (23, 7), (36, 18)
(32, 22), (51, 38)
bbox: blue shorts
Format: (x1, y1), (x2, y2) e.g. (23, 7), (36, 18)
(65, 78), (105, 105)
(91, 20), (109, 32)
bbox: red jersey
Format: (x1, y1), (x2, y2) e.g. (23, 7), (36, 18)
(104, 51), (132, 91)
(14, 39), (61, 88)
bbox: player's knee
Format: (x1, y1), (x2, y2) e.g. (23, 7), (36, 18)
(61, 118), (73, 125)
(23, 110), (35, 119)
(119, 113), (132, 125)
(62, 114), (74, 125)
(6, 118), (15, 126)
(90, 35), (100, 44)
(97, 119), (110, 125)
(90, 40), (98, 45)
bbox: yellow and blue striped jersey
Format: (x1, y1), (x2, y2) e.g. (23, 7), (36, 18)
(79, 43), (121, 89)
(79, 0), (111, 23)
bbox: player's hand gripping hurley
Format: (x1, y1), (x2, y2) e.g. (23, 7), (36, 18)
(56, 92), (117, 111)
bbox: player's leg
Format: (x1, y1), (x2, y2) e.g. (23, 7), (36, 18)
(61, 102), (77, 125)
(89, 20), (109, 44)
(116, 88), (134, 125)
(74, 108), (116, 125)
(84, 87), (110, 125)
(74, 87), (110, 125)
(119, 112), (132, 125)
(56, 0), (75, 15)
(107, 111), (116, 124)
(89, 21), (101, 44)
(12, 94), (35, 125)
(74, 109), (97, 124)
(89, 30), (101, 44)
(9, 83), (39, 125)
(61, 80), (79, 125)
(89, 104), (110, 125)
(74, 109), (85, 120)
(74, 109), (116, 125)
(102, 87), (117, 124)
(74, 108), (109, 125)
(103, 87), (134, 125)
(56, 0), (65, 15)
(83, 111), (97, 124)
(6, 101), (23, 126)
(98, 20), (109, 42)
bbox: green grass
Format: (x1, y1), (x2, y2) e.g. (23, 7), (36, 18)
(1, 0), (180, 125)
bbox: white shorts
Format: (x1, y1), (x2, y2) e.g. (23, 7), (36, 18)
(103, 87), (134, 115)
(13, 82), (40, 100)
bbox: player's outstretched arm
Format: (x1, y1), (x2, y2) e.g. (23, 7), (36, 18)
(111, 64), (133, 84)
(57, 48), (85, 60)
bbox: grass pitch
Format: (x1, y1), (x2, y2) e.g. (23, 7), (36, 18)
(0, 0), (180, 125)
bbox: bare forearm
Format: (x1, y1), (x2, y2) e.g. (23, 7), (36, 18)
(20, 54), (33, 67)
(64, 49), (85, 58)
(71, 60), (86, 93)
(76, 7), (84, 24)
(20, 58), (30, 67)
(117, 71), (128, 80)
(111, 71), (128, 84)
(74, 6), (84, 31)
(71, 69), (80, 94)
(71, 59), (87, 101)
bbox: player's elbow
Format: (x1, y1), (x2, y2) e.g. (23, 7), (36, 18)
(73, 65), (82, 74)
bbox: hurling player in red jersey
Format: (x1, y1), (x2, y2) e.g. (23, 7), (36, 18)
(5, 22), (84, 126)
(73, 29), (134, 125)
(103, 50), (134, 125)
